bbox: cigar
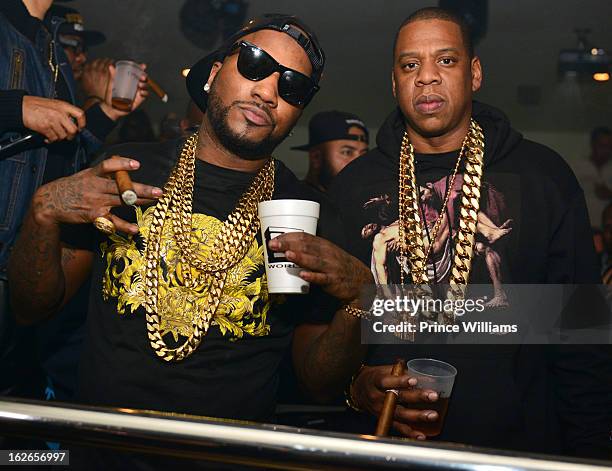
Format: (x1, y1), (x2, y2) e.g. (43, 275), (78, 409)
(375, 358), (405, 437)
(115, 170), (137, 206)
(146, 76), (168, 103)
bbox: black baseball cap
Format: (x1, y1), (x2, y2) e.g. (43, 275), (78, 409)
(49, 5), (106, 47)
(291, 110), (369, 151)
(186, 13), (325, 113)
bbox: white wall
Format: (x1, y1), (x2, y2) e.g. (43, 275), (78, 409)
(523, 131), (606, 227)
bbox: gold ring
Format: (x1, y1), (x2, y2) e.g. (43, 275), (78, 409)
(94, 216), (116, 235)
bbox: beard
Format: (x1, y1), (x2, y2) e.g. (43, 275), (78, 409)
(206, 88), (291, 160)
(319, 159), (334, 189)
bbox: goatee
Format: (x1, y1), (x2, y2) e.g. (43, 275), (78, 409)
(206, 90), (289, 160)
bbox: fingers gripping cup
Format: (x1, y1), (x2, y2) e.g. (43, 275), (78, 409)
(112, 60), (141, 111)
(406, 358), (457, 437)
(258, 199), (320, 294)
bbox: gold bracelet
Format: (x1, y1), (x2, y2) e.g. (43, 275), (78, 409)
(343, 304), (371, 320)
(344, 364), (367, 412)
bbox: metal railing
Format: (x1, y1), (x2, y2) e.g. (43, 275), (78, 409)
(0, 397), (609, 470)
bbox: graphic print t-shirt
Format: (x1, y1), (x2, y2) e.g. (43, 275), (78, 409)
(62, 139), (337, 422)
(362, 149), (518, 291)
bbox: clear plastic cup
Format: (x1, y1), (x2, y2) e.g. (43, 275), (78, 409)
(258, 199), (320, 294)
(406, 358), (457, 437)
(111, 60), (141, 111)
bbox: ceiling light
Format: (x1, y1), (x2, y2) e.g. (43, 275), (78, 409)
(558, 29), (610, 81)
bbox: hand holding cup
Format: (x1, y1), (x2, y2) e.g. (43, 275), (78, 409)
(100, 61), (149, 120)
(350, 364), (442, 440)
(264, 200), (372, 302)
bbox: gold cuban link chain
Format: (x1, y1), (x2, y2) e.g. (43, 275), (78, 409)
(398, 119), (485, 319)
(143, 134), (275, 361)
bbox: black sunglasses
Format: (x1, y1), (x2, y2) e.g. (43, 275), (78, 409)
(230, 40), (319, 107)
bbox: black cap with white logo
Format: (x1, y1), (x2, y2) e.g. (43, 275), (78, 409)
(48, 5), (106, 48)
(291, 110), (369, 151)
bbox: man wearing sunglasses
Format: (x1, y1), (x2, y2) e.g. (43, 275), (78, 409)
(0, 0), (148, 406)
(9, 14), (369, 468)
(48, 4), (105, 83)
(48, 4), (117, 112)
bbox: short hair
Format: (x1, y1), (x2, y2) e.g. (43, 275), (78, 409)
(591, 126), (612, 145)
(393, 7), (474, 59)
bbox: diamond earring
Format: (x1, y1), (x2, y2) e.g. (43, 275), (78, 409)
(203, 83), (210, 93)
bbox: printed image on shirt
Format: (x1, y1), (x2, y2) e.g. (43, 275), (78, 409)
(360, 176), (513, 307)
(100, 206), (276, 345)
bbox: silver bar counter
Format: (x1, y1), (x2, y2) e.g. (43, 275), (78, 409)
(0, 397), (609, 470)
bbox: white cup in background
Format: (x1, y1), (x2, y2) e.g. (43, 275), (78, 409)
(111, 60), (141, 111)
(258, 199), (320, 294)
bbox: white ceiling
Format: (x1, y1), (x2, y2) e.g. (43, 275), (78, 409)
(73, 0), (612, 134)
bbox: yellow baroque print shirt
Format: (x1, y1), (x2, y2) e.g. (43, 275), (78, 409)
(60, 141), (334, 422)
(101, 206), (277, 344)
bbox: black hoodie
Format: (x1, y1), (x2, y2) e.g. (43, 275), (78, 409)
(329, 102), (611, 458)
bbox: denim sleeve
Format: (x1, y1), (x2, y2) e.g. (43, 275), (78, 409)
(0, 89), (27, 133)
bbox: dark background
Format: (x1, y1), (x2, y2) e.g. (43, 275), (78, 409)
(71, 0), (612, 178)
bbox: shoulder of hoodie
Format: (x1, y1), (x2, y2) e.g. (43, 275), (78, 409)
(328, 147), (394, 203)
(508, 137), (584, 196)
(474, 101), (583, 196)
(273, 158), (323, 200)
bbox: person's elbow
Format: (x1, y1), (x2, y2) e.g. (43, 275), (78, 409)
(10, 299), (58, 326)
(8, 284), (63, 326)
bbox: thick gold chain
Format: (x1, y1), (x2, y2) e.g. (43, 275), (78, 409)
(398, 119), (485, 297)
(143, 134), (275, 361)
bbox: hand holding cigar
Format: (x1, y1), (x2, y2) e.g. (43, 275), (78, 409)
(375, 358), (406, 437)
(115, 170), (138, 206)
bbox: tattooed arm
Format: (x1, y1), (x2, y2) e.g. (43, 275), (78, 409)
(268, 232), (370, 403)
(8, 156), (163, 325)
(8, 206), (93, 325)
(293, 313), (366, 403)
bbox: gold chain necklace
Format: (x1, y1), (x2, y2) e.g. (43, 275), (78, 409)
(398, 119), (485, 301)
(143, 134), (275, 361)
(48, 40), (60, 88)
(406, 138), (467, 284)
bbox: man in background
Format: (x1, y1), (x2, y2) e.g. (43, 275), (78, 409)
(0, 0), (147, 400)
(293, 110), (369, 192)
(571, 126), (612, 225)
(48, 4), (115, 111)
(159, 100), (205, 141)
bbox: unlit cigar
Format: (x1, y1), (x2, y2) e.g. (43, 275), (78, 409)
(146, 76), (168, 103)
(375, 358), (406, 437)
(115, 170), (137, 206)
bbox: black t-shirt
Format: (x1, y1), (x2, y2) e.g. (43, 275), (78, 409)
(62, 139), (339, 422)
